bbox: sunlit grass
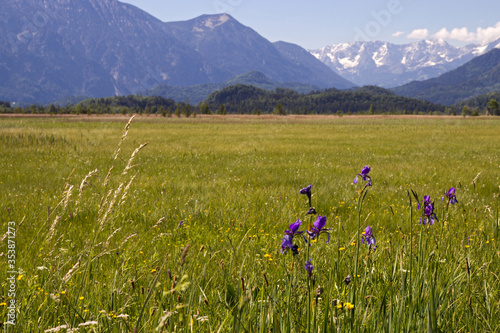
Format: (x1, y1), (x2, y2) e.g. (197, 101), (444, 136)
(0, 115), (499, 332)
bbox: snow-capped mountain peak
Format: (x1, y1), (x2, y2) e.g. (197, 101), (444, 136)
(309, 39), (500, 87)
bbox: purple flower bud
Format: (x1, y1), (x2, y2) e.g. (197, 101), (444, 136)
(300, 184), (313, 199)
(304, 259), (314, 277)
(306, 207), (317, 215)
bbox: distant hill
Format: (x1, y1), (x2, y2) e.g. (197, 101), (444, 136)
(392, 49), (500, 105)
(205, 84), (444, 114)
(348, 85), (397, 96)
(53, 95), (92, 107)
(452, 91), (500, 110)
(141, 71), (320, 104)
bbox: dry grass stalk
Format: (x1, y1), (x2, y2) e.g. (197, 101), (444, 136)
(105, 227), (123, 247)
(62, 260), (80, 284)
(152, 217), (165, 229)
(120, 233), (137, 248)
(113, 115), (135, 161)
(98, 183), (123, 230)
(471, 171), (483, 188)
(75, 169), (98, 209)
(46, 215), (61, 244)
(119, 174), (137, 206)
(47, 234), (64, 257)
(98, 189), (114, 217)
(63, 168), (76, 190)
(62, 185), (74, 211)
(122, 143), (148, 175)
(1, 216), (24, 242)
(103, 166), (114, 188)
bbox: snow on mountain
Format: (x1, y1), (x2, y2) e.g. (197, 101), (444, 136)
(310, 39), (500, 87)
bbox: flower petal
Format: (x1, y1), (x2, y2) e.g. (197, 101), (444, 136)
(325, 232), (331, 244)
(314, 215), (327, 230)
(288, 219), (302, 234)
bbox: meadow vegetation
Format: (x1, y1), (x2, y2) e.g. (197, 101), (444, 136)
(0, 115), (499, 332)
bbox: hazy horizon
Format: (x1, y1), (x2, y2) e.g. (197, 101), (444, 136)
(120, 0), (500, 49)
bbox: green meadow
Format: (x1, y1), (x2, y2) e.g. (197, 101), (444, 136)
(1, 115), (499, 332)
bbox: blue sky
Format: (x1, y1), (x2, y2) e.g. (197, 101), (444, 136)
(120, 0), (500, 49)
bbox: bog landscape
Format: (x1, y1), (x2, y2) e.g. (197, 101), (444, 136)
(1, 115), (499, 332)
(1, 0), (500, 332)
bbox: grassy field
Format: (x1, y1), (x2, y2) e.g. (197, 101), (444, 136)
(1, 115), (499, 332)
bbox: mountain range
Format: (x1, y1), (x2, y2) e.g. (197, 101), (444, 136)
(310, 39), (500, 88)
(0, 0), (352, 105)
(1, 0), (499, 107)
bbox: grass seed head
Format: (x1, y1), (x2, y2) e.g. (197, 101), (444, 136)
(180, 244), (190, 266)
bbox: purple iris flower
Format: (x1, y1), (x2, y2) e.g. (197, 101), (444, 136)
(306, 215), (331, 243)
(443, 187), (458, 205)
(178, 220), (184, 229)
(420, 201), (438, 225)
(361, 226), (376, 251)
(304, 259), (314, 277)
(354, 166), (372, 186)
(417, 195), (431, 210)
(418, 196), (438, 225)
(280, 220), (304, 254)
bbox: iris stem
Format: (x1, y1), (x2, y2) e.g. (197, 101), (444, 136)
(351, 189), (366, 330)
(307, 236), (311, 333)
(286, 255), (292, 332)
(408, 190), (413, 304)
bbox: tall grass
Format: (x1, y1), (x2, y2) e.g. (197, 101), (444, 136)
(0, 116), (499, 332)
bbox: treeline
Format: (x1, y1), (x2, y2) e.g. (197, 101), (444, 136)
(0, 96), (181, 116)
(204, 84), (446, 114)
(453, 92), (500, 115)
(1, 85), (498, 116)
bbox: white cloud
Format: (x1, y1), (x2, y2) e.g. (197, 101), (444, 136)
(433, 28), (450, 40)
(476, 22), (500, 43)
(392, 31), (405, 37)
(429, 21), (500, 44)
(432, 27), (475, 42)
(407, 28), (429, 39)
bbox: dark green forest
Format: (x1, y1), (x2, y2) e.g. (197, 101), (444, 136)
(204, 84), (445, 114)
(1, 85), (498, 116)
